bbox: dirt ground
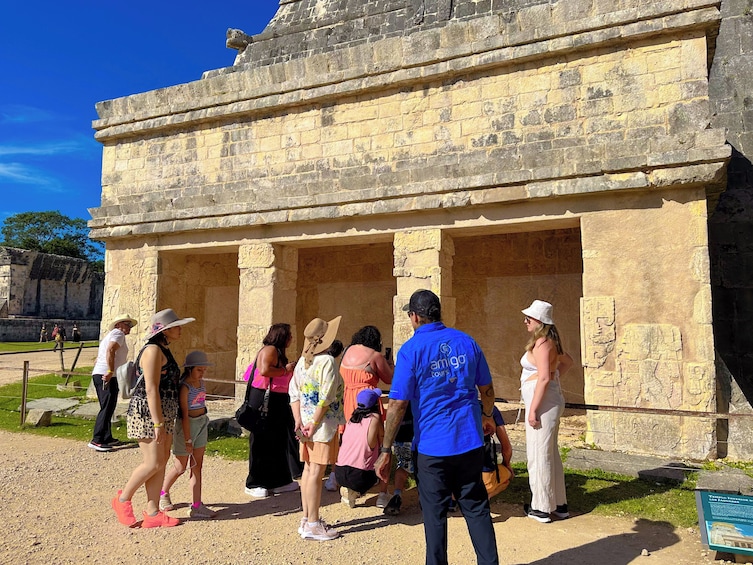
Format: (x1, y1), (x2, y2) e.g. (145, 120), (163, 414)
(0, 350), (727, 564)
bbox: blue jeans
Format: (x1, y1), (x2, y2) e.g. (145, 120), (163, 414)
(417, 447), (499, 565)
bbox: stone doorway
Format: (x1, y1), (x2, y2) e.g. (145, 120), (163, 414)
(453, 228), (584, 405)
(157, 249), (240, 397)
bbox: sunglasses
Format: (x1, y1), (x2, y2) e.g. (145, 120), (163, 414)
(524, 316), (532, 323)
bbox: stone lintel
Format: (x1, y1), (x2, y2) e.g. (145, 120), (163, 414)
(92, 6), (720, 141)
(88, 158), (729, 241)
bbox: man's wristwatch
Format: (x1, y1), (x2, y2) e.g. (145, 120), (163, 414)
(379, 447), (392, 454)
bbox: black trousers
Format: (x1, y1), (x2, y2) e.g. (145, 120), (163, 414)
(416, 447), (499, 565)
(91, 374), (118, 444)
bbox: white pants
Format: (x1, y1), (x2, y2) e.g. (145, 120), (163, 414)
(522, 379), (566, 513)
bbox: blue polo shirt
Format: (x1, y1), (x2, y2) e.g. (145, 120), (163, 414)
(389, 322), (492, 457)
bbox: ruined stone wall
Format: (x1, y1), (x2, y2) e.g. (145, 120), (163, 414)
(0, 247), (103, 321)
(708, 0), (753, 459)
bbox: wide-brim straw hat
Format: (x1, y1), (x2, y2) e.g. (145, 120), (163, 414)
(144, 308), (195, 340)
(183, 350), (213, 367)
(302, 316), (342, 364)
(521, 300), (554, 325)
(109, 314), (138, 331)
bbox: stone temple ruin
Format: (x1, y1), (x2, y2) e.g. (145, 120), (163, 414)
(89, 0), (753, 460)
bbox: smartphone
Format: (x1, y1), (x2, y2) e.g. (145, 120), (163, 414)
(385, 347), (392, 362)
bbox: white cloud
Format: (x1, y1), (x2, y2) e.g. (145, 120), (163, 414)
(0, 104), (62, 125)
(0, 141), (84, 157)
(0, 163), (63, 191)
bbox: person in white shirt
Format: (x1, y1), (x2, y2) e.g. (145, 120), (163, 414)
(88, 314), (137, 452)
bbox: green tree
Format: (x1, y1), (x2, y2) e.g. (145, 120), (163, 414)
(0, 211), (104, 267)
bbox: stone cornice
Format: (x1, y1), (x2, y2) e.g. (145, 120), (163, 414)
(88, 137), (730, 241)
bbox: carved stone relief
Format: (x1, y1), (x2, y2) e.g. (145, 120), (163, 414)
(581, 296), (616, 368)
(616, 324), (683, 410)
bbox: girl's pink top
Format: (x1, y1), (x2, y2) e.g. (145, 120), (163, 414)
(243, 363), (292, 393)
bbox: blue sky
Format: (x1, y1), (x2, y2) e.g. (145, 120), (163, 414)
(0, 0), (280, 225)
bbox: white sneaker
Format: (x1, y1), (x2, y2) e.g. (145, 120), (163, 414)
(324, 472), (338, 492)
(159, 493), (174, 511)
(271, 481), (300, 494)
(244, 487), (269, 498)
(302, 519), (339, 541)
(298, 517), (308, 536)
(340, 486), (358, 508)
(376, 491), (391, 508)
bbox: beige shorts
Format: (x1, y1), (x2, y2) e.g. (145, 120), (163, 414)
(299, 435), (339, 466)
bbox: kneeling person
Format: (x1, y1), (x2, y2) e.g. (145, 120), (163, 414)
(335, 388), (385, 507)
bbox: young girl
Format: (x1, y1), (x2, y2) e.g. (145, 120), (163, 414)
(334, 388), (385, 508)
(159, 351), (216, 519)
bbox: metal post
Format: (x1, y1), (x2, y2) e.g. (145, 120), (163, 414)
(20, 361), (29, 426)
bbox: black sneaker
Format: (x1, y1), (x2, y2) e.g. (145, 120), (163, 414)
(523, 503), (551, 523)
(553, 504), (569, 519)
(105, 439), (123, 447)
(87, 441), (113, 452)
(448, 499), (459, 513)
(383, 494), (402, 516)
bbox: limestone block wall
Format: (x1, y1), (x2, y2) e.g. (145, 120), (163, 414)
(581, 188), (716, 458)
(90, 2), (728, 241)
(297, 243), (395, 368)
(0, 247), (103, 321)
(454, 229), (583, 402)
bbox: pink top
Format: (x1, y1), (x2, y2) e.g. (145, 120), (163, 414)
(243, 364), (292, 393)
(336, 414), (380, 471)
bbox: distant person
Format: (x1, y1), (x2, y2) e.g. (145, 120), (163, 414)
(39, 324), (48, 343)
(375, 289), (499, 565)
(112, 308), (194, 528)
(52, 324), (63, 351)
(88, 314), (137, 452)
(520, 300), (573, 523)
(59, 324), (67, 342)
(160, 351), (217, 519)
(72, 323), (81, 342)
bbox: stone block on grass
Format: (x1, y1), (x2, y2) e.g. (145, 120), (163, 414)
(25, 409), (52, 427)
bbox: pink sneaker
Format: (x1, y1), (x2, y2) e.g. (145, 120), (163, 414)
(141, 510), (180, 528)
(112, 490), (137, 527)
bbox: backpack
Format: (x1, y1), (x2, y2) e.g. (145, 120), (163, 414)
(481, 435), (512, 498)
(117, 345), (148, 399)
(51, 327), (59, 338)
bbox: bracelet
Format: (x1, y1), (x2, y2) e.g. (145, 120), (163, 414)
(482, 410), (493, 418)
(153, 422), (164, 428)
(312, 421), (319, 427)
(379, 447), (392, 454)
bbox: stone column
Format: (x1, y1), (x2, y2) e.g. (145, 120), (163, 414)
(236, 243), (298, 404)
(393, 230), (455, 353)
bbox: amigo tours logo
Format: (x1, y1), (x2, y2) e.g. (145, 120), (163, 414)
(430, 342), (468, 379)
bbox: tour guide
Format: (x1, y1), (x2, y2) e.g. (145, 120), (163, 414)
(375, 289), (499, 565)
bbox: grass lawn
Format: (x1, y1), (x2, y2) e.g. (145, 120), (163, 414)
(0, 341), (98, 354)
(0, 371), (701, 528)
